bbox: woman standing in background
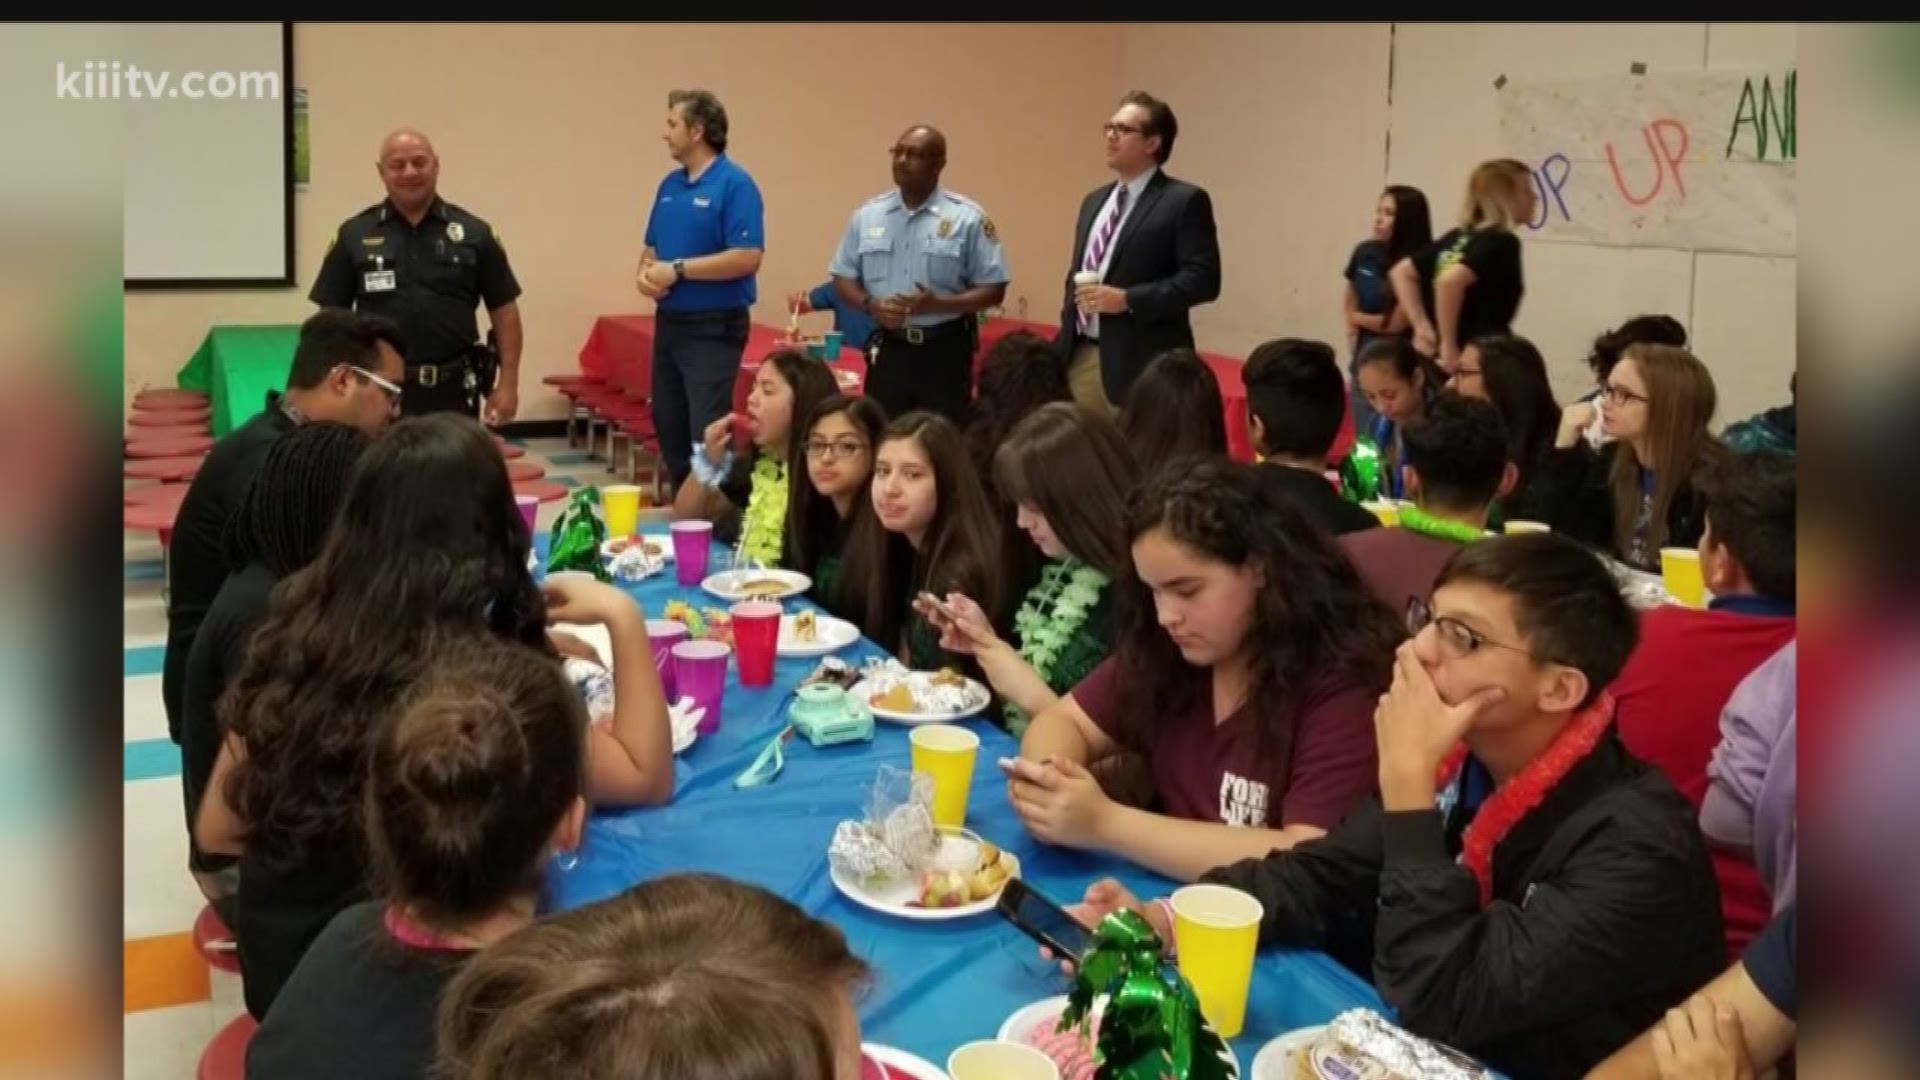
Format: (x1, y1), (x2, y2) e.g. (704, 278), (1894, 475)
(1391, 159), (1536, 374)
(1342, 185), (1431, 435)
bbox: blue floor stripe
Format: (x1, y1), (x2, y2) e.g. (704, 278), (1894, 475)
(545, 452), (597, 466)
(125, 560), (164, 582)
(555, 475), (581, 489)
(125, 738), (182, 782)
(125, 644), (165, 678)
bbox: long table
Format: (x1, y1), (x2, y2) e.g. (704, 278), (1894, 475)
(537, 534), (1388, 1070)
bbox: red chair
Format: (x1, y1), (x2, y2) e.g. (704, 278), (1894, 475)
(133, 388), (210, 410)
(129, 408), (211, 427)
(124, 484), (191, 509)
(124, 455), (206, 482)
(127, 434), (214, 459)
(124, 490), (185, 548)
(191, 903), (243, 975)
(126, 424), (211, 443)
(505, 460), (546, 482)
(197, 1014), (256, 1080)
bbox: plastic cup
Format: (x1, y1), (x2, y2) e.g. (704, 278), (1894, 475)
(822, 329), (844, 357)
(909, 724), (980, 829)
(730, 601), (781, 687)
(601, 484), (641, 540)
(947, 1041), (1059, 1080)
(1361, 499), (1400, 526)
(646, 619), (689, 701)
(1503, 519), (1551, 534)
(670, 520), (713, 586)
(1073, 269), (1102, 287)
(1170, 883), (1263, 1039)
(514, 494), (539, 536)
(1661, 547), (1706, 608)
(671, 640), (730, 735)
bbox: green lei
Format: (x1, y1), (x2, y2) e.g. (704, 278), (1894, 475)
(1397, 505), (1490, 544)
(740, 453), (789, 567)
(1003, 558), (1109, 735)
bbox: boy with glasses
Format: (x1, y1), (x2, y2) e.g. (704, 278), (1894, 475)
(1065, 532), (1726, 1080)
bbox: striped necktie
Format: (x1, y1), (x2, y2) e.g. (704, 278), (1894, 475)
(1078, 183), (1130, 332)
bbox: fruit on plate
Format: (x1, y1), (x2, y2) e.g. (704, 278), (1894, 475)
(794, 609), (818, 643)
(662, 600), (706, 637)
(931, 667), (968, 688)
(968, 858), (1010, 901)
(917, 869), (974, 908)
(872, 683), (918, 712)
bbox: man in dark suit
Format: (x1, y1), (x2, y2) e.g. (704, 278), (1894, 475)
(1058, 90), (1222, 416)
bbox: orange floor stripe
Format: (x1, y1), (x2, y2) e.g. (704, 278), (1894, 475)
(124, 932), (210, 1013)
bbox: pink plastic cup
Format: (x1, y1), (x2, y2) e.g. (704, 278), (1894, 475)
(515, 495), (540, 536)
(670, 520), (713, 587)
(672, 640), (730, 735)
(647, 619), (690, 701)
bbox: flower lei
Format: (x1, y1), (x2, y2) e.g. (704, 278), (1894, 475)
(1397, 505), (1490, 545)
(739, 452), (788, 568)
(1434, 692), (1616, 907)
(1004, 559), (1109, 733)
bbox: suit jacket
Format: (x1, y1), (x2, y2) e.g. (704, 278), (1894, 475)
(1057, 169), (1222, 403)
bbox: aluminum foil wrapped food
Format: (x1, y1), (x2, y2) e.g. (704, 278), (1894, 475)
(609, 542), (664, 582)
(827, 765), (939, 888)
(1293, 1009), (1490, 1080)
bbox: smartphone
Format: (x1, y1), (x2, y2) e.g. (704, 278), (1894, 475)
(996, 877), (1093, 960)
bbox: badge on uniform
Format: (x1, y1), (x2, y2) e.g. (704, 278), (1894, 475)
(936, 217), (952, 239)
(446, 222), (465, 242)
(983, 217), (998, 242)
(693, 196), (711, 208)
(363, 270), (397, 292)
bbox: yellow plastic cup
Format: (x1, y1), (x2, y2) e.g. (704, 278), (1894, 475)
(1503, 519), (1551, 534)
(601, 484), (641, 538)
(947, 1041), (1060, 1080)
(1661, 547), (1706, 608)
(1170, 883), (1263, 1039)
(910, 724), (979, 829)
(1362, 499), (1400, 526)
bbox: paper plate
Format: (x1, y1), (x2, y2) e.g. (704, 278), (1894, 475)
(861, 1044), (950, 1080)
(999, 994), (1242, 1077)
(849, 676), (991, 725)
(701, 568), (812, 602)
(830, 833), (1019, 921)
(778, 613), (859, 657)
(601, 534), (672, 562)
(550, 622), (613, 667)
(1249, 1025), (1327, 1080)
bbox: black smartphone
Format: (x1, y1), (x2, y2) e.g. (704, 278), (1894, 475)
(996, 877), (1094, 960)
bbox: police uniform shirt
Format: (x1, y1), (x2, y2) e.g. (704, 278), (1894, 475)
(830, 188), (1009, 328)
(309, 197), (522, 367)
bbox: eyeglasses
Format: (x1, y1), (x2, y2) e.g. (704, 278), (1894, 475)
(1405, 597), (1535, 661)
(1600, 383), (1649, 407)
(805, 438), (869, 461)
(1102, 122), (1145, 137)
(348, 365), (404, 409)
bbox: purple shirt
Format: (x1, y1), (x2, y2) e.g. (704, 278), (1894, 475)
(1703, 640), (1796, 911)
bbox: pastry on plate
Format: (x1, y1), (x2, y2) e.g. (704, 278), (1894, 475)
(738, 577), (789, 599)
(872, 683), (918, 713)
(794, 610), (818, 643)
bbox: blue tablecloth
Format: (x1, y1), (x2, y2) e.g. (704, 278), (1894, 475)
(536, 535), (1388, 1069)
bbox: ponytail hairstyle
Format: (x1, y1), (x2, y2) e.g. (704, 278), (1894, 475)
(1356, 335), (1446, 410)
(365, 632), (587, 929)
(1459, 158), (1536, 231)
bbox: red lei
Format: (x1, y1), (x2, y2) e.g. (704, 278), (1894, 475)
(1433, 693), (1616, 906)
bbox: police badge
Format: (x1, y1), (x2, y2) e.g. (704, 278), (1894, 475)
(936, 217), (952, 239)
(446, 221), (465, 243)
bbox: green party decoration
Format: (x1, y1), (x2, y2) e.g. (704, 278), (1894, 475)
(546, 487), (611, 581)
(1339, 435), (1385, 505)
(1059, 910), (1233, 1080)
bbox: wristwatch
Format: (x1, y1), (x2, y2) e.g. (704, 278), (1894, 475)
(672, 258), (686, 281)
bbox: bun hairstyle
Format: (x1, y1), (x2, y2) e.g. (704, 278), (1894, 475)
(365, 633), (587, 926)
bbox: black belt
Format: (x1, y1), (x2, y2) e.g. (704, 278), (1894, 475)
(656, 306), (748, 324)
(407, 358), (470, 388)
(880, 318), (974, 346)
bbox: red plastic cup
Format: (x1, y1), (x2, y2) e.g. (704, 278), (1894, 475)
(730, 601), (781, 687)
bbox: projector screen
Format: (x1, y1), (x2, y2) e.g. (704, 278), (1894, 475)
(123, 22), (293, 288)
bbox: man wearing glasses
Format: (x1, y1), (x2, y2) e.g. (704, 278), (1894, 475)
(1059, 91), (1221, 417)
(829, 124), (1009, 424)
(1067, 534), (1727, 1080)
(161, 309), (406, 756)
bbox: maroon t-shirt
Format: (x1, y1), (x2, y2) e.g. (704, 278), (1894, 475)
(1072, 657), (1379, 830)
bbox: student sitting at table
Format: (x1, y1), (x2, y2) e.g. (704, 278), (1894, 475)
(435, 873), (875, 1080)
(196, 415), (675, 1020)
(1009, 457), (1399, 882)
(1340, 393), (1508, 617)
(179, 422), (370, 928)
(1537, 342), (1727, 573)
(1447, 332), (1560, 529)
(917, 402), (1139, 737)
(1068, 533), (1727, 1080)
(246, 633), (590, 1080)
(1560, 314), (1689, 452)
(1240, 336), (1382, 537)
(672, 348), (839, 567)
(785, 394), (887, 617)
(838, 410), (1007, 674)
(1607, 450), (1796, 956)
(1346, 336), (1443, 503)
(966, 329), (1074, 608)
(1118, 348), (1228, 474)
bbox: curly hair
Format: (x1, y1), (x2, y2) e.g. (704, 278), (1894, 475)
(1109, 457), (1403, 772)
(217, 414), (549, 874)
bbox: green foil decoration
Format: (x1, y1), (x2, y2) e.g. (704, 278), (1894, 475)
(1339, 435), (1385, 505)
(546, 487), (610, 582)
(1059, 910), (1233, 1080)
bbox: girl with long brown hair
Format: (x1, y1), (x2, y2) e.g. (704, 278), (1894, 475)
(435, 873), (874, 1080)
(1390, 158), (1537, 374)
(917, 402), (1140, 735)
(783, 393), (887, 616)
(836, 410), (1006, 673)
(1539, 342), (1726, 571)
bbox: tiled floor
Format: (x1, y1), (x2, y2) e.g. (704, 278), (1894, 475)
(120, 435), (634, 1078)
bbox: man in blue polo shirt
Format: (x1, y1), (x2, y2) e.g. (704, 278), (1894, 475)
(637, 88), (765, 490)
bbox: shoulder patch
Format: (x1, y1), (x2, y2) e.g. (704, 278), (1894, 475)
(982, 217), (998, 242)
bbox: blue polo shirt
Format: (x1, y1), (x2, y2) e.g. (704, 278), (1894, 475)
(643, 153), (764, 313)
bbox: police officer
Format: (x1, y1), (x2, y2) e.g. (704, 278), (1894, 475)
(310, 128), (525, 423)
(830, 125), (1009, 423)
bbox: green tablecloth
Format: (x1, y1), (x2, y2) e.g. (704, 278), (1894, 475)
(175, 324), (301, 438)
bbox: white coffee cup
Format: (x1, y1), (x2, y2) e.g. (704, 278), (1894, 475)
(1073, 270), (1101, 287)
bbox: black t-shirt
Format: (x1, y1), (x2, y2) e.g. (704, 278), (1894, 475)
(246, 901), (474, 1080)
(236, 839), (370, 1020)
(1743, 903), (1796, 1020)
(1256, 462), (1381, 538)
(1413, 227), (1524, 345)
(162, 395), (299, 742)
(179, 562), (279, 876)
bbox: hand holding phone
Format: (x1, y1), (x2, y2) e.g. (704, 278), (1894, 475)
(995, 877), (1094, 965)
